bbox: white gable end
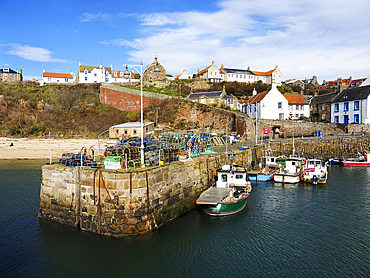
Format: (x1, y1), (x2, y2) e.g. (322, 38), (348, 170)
(260, 84), (289, 119)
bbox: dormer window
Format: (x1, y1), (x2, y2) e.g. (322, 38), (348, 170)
(3, 67), (9, 72)
(84, 69), (88, 74)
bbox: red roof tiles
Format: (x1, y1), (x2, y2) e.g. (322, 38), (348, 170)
(248, 90), (269, 104)
(283, 94), (308, 104)
(43, 72), (73, 79)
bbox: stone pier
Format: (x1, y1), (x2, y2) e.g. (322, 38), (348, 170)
(38, 149), (253, 237)
(38, 137), (370, 236)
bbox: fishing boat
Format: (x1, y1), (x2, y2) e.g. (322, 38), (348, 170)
(273, 155), (304, 184)
(248, 156), (278, 181)
(196, 163), (252, 216)
(343, 153), (370, 166)
(328, 158), (343, 165)
(302, 158), (328, 185)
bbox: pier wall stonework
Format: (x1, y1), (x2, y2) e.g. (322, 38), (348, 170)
(38, 149), (253, 237)
(38, 137), (370, 237)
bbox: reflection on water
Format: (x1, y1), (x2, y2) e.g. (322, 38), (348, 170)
(0, 162), (369, 277)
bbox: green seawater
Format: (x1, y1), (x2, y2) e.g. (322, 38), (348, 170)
(0, 161), (369, 277)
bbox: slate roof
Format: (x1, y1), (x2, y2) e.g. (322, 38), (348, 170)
(332, 85), (370, 103)
(310, 92), (338, 105)
(283, 94), (308, 105)
(223, 68), (254, 75)
(187, 91), (223, 99)
(111, 122), (155, 128)
(79, 65), (111, 73)
(43, 72), (73, 79)
(247, 90), (269, 104)
(0, 67), (18, 74)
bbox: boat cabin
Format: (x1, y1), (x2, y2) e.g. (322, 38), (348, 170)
(216, 165), (249, 188)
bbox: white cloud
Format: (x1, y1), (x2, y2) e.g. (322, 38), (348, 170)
(80, 12), (111, 22)
(103, 0), (370, 81)
(5, 44), (65, 62)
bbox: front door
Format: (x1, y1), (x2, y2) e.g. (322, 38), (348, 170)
(343, 115), (349, 124)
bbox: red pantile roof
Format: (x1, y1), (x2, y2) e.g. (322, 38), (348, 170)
(252, 69), (275, 76)
(283, 94), (308, 104)
(248, 90), (269, 104)
(196, 65), (211, 76)
(43, 72), (73, 79)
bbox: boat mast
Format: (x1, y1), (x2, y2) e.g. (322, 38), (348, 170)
(292, 129), (295, 155)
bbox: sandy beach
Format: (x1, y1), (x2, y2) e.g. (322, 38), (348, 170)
(0, 137), (107, 160)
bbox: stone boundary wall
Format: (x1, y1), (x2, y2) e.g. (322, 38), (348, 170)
(101, 84), (173, 101)
(38, 149), (253, 237)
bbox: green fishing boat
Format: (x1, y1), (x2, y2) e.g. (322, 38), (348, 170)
(196, 162), (252, 216)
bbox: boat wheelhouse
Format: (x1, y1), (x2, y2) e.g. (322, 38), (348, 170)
(196, 164), (252, 216)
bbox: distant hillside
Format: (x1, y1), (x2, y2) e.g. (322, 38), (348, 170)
(0, 83), (142, 138)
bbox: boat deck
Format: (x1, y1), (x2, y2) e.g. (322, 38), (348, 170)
(196, 187), (232, 205)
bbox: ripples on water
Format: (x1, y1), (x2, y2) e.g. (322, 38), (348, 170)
(0, 162), (369, 277)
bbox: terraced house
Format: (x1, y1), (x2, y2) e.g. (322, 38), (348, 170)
(331, 85), (370, 124)
(194, 61), (283, 85)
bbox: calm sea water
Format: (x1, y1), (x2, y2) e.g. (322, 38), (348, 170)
(0, 161), (369, 278)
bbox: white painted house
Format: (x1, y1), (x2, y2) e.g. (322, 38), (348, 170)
(176, 69), (191, 80)
(195, 61), (224, 82)
(331, 85), (370, 124)
(283, 94), (310, 120)
(244, 84), (289, 119)
(40, 69), (74, 85)
(222, 65), (283, 85)
(76, 62), (137, 84)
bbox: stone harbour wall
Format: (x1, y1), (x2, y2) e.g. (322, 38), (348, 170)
(38, 137), (370, 237)
(38, 149), (253, 237)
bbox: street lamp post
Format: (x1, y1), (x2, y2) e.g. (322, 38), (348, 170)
(126, 61), (161, 168)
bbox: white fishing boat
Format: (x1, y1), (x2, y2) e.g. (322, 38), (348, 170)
(302, 158), (328, 185)
(273, 155), (304, 184)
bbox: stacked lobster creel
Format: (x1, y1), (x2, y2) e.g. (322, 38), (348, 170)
(58, 147), (98, 167)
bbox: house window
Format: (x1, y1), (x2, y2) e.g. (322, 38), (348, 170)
(115, 129), (119, 134)
(84, 70), (88, 74)
(65, 78), (68, 82)
(296, 105), (299, 110)
(334, 103), (339, 112)
(85, 77), (87, 81)
(4, 74), (7, 78)
(279, 113), (284, 120)
(114, 71), (117, 77)
(12, 74), (15, 79)
(334, 116), (339, 123)
(344, 102), (349, 111)
(133, 129), (137, 134)
(354, 114), (359, 123)
(94, 73), (97, 77)
(278, 102), (282, 109)
(322, 104), (325, 110)
(322, 113), (326, 120)
(124, 129), (128, 134)
(145, 127), (149, 133)
(48, 77), (51, 81)
(354, 101), (359, 111)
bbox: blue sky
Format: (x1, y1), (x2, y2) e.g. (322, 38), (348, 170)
(1, 0), (369, 83)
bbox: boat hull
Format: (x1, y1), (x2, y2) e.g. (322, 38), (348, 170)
(248, 173), (273, 182)
(201, 197), (248, 216)
(303, 177), (327, 184)
(343, 161), (370, 166)
(274, 174), (300, 184)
